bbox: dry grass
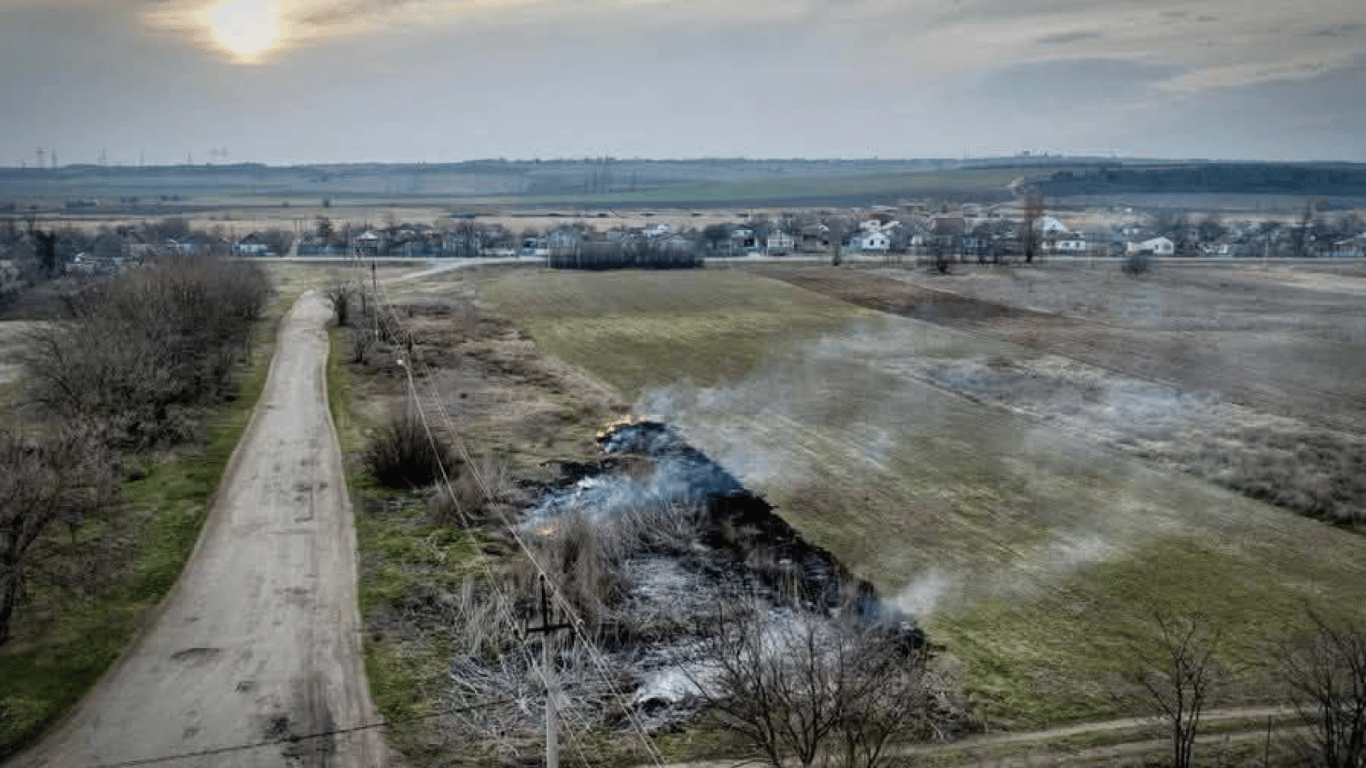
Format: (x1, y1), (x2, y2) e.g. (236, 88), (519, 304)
(478, 267), (1366, 729)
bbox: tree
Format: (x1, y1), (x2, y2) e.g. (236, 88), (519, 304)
(1020, 189), (1045, 264)
(1127, 610), (1222, 768)
(702, 224), (731, 254)
(0, 426), (116, 645)
(1282, 610), (1366, 768)
(1294, 199), (1318, 259)
(1196, 214), (1227, 244)
(33, 230), (58, 279)
(689, 602), (945, 768)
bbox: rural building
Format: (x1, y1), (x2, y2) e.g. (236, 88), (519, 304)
(1050, 233), (1089, 254)
(729, 227), (760, 254)
(797, 224), (830, 252)
(1127, 236), (1175, 256)
(232, 232), (271, 256)
(765, 231), (795, 255)
(1034, 216), (1071, 234)
(853, 231), (891, 252)
(354, 230), (385, 257)
(520, 237), (549, 258)
(546, 227), (580, 258)
(1329, 235), (1366, 259)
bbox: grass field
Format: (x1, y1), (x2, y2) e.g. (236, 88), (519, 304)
(482, 268), (1366, 729)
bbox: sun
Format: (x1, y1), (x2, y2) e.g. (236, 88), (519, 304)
(209, 0), (280, 57)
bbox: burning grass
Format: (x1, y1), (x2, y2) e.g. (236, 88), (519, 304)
(480, 267), (1366, 729)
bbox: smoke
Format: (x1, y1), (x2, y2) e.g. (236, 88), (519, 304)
(627, 317), (1190, 621)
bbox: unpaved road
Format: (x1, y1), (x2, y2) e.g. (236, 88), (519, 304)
(13, 291), (384, 768)
(656, 706), (1299, 768)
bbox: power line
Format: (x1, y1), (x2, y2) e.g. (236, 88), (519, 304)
(86, 698), (515, 768)
(350, 252), (601, 768)
(366, 274), (668, 767)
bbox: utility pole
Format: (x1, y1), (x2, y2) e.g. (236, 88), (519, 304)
(526, 575), (571, 768)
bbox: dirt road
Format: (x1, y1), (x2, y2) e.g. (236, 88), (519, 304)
(13, 291), (384, 768)
(655, 706), (1300, 768)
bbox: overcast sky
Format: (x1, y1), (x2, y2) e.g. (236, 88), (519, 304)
(2, 0), (1364, 165)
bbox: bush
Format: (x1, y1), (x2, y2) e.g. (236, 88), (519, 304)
(1122, 251), (1153, 275)
(362, 412), (451, 488)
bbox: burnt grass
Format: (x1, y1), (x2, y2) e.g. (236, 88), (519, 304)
(578, 421), (914, 629)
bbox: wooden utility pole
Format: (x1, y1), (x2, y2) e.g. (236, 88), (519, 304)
(527, 575), (571, 768)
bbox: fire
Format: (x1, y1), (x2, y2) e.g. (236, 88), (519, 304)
(595, 414), (665, 443)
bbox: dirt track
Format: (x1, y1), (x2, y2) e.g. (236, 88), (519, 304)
(12, 292), (384, 768)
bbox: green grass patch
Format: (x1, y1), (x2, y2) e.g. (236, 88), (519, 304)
(477, 268), (1366, 730)
(327, 324), (492, 760)
(0, 297), (286, 760)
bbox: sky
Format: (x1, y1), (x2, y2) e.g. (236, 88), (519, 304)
(1, 0), (1364, 165)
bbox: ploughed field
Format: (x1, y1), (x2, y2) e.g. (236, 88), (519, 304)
(482, 268), (1366, 729)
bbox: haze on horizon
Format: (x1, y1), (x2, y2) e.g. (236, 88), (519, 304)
(2, 0), (1364, 167)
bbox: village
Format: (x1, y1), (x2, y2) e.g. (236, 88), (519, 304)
(3, 197), (1365, 291)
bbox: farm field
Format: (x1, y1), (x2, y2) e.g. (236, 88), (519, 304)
(764, 265), (1366, 435)
(482, 268), (1366, 729)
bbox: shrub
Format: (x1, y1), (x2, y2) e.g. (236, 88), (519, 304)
(1122, 251), (1153, 276)
(362, 412), (450, 489)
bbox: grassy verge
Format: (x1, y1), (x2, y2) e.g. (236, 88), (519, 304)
(327, 326), (490, 760)
(0, 294), (290, 759)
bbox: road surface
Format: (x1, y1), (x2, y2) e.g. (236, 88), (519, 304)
(13, 291), (384, 768)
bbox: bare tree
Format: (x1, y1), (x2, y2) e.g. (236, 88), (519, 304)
(1127, 609), (1222, 768)
(1282, 610), (1366, 768)
(326, 281), (356, 327)
(1294, 199), (1318, 259)
(1020, 189), (1045, 264)
(0, 426), (116, 645)
(689, 602), (946, 768)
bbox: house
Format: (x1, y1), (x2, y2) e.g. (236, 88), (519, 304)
(546, 227), (580, 258)
(1329, 235), (1366, 259)
(520, 237), (549, 258)
(729, 227), (760, 255)
(232, 232), (272, 256)
(164, 235), (214, 256)
(852, 230), (891, 252)
(797, 224), (830, 252)
(1050, 233), (1089, 254)
(1034, 216), (1071, 235)
(354, 230), (385, 257)
(1127, 236), (1175, 256)
(765, 230), (795, 255)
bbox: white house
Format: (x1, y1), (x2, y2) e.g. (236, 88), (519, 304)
(766, 231), (795, 255)
(1051, 234), (1089, 253)
(1127, 236), (1175, 256)
(354, 230), (384, 257)
(232, 232), (271, 256)
(1034, 216), (1071, 234)
(854, 231), (891, 252)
